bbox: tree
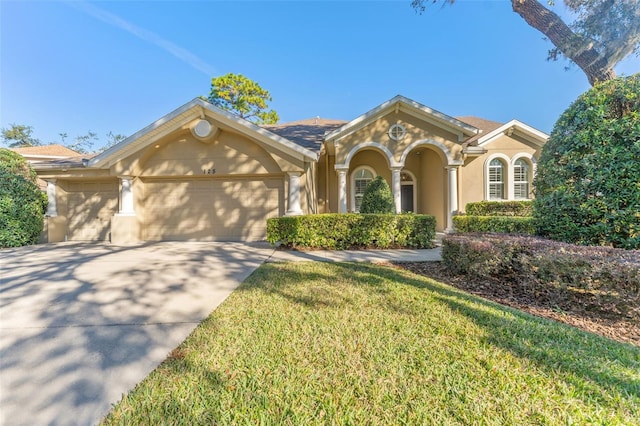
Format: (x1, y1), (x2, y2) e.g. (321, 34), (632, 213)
(102, 131), (127, 151)
(360, 176), (395, 214)
(1, 124), (41, 147)
(65, 131), (99, 154)
(0, 148), (44, 248)
(533, 74), (640, 249)
(208, 73), (279, 124)
(412, 0), (640, 85)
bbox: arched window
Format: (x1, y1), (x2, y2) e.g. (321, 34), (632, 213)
(513, 158), (531, 199)
(351, 167), (375, 212)
(488, 158), (506, 200)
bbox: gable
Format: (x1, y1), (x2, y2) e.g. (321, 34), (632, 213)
(89, 98), (318, 173)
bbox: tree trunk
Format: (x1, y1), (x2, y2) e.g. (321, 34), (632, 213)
(511, 0), (616, 85)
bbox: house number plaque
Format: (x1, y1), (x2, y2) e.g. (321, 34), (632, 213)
(202, 168), (217, 175)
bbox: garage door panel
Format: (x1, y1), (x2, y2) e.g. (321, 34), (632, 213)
(142, 178), (282, 241)
(66, 182), (118, 241)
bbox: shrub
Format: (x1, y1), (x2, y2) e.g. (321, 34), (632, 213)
(442, 233), (640, 319)
(359, 176), (394, 214)
(464, 200), (533, 217)
(533, 74), (640, 249)
(453, 215), (535, 234)
(267, 213), (436, 249)
(1, 172), (44, 248)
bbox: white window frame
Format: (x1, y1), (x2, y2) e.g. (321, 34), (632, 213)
(513, 158), (531, 199)
(486, 155), (508, 201)
(350, 166), (376, 212)
(485, 153), (538, 201)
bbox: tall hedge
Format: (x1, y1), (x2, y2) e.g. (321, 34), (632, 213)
(360, 176), (394, 214)
(533, 74), (640, 249)
(0, 148), (44, 248)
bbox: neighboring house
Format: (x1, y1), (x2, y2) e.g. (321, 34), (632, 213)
(33, 95), (548, 243)
(10, 144), (81, 190)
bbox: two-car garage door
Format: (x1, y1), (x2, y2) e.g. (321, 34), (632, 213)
(142, 177), (282, 241)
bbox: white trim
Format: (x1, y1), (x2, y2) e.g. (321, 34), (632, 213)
(324, 95), (479, 143)
(350, 166), (377, 212)
(477, 119), (549, 147)
(485, 153), (510, 201)
(484, 152), (538, 201)
(400, 139), (461, 167)
(285, 172), (303, 215)
(89, 98), (318, 169)
(336, 168), (348, 213)
(338, 141), (400, 169)
(446, 166), (459, 233)
(511, 154), (536, 200)
(45, 180), (57, 217)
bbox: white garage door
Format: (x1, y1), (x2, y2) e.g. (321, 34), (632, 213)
(66, 181), (118, 241)
(142, 177), (282, 241)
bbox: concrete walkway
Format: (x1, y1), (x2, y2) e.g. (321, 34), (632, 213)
(0, 242), (441, 426)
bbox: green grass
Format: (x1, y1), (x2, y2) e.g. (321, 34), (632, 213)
(102, 262), (640, 425)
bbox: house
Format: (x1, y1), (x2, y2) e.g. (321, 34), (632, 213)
(33, 95), (548, 244)
(10, 144), (81, 190)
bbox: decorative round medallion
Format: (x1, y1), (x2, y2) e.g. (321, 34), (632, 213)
(388, 124), (406, 141)
(193, 119), (213, 138)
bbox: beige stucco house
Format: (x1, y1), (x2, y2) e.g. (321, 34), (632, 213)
(33, 95), (548, 244)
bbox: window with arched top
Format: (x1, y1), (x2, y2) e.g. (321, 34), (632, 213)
(513, 158), (531, 199)
(351, 167), (376, 212)
(488, 158), (506, 200)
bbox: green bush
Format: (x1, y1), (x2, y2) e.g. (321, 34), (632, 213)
(360, 176), (394, 214)
(442, 233), (640, 320)
(453, 215), (535, 234)
(267, 213), (436, 249)
(533, 74), (640, 249)
(464, 200), (533, 217)
(1, 149), (44, 248)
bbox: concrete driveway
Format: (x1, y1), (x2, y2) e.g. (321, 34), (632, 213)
(0, 241), (275, 426)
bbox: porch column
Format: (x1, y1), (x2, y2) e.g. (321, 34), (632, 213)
(45, 179), (57, 217)
(336, 168), (348, 213)
(391, 167), (402, 214)
(446, 166), (459, 233)
(286, 172), (303, 215)
(117, 176), (135, 215)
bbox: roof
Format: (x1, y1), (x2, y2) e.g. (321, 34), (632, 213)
(11, 144), (80, 157)
(455, 116), (503, 147)
(263, 118), (347, 152)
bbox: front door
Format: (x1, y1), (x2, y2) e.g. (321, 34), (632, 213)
(401, 184), (414, 212)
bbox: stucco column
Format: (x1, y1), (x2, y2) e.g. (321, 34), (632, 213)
(117, 176), (135, 216)
(446, 166), (459, 233)
(45, 179), (57, 217)
(286, 172), (303, 216)
(336, 168), (348, 213)
(391, 167), (402, 214)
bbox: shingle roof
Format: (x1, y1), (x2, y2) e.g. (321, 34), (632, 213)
(456, 116), (504, 147)
(263, 118), (347, 152)
(11, 144), (81, 157)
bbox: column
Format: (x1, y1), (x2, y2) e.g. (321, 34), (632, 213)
(45, 179), (57, 217)
(336, 168), (348, 213)
(117, 176), (135, 216)
(446, 166), (458, 233)
(391, 167), (402, 214)
(286, 172), (303, 216)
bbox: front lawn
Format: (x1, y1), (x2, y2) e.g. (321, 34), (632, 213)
(102, 262), (640, 425)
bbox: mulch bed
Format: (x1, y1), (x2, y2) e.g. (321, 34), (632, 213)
(390, 261), (639, 347)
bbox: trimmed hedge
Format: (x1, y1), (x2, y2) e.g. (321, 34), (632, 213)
(464, 200), (533, 217)
(453, 215), (535, 235)
(267, 213), (436, 249)
(442, 233), (640, 319)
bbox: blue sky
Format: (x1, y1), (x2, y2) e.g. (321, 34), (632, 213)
(1, 0), (638, 150)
